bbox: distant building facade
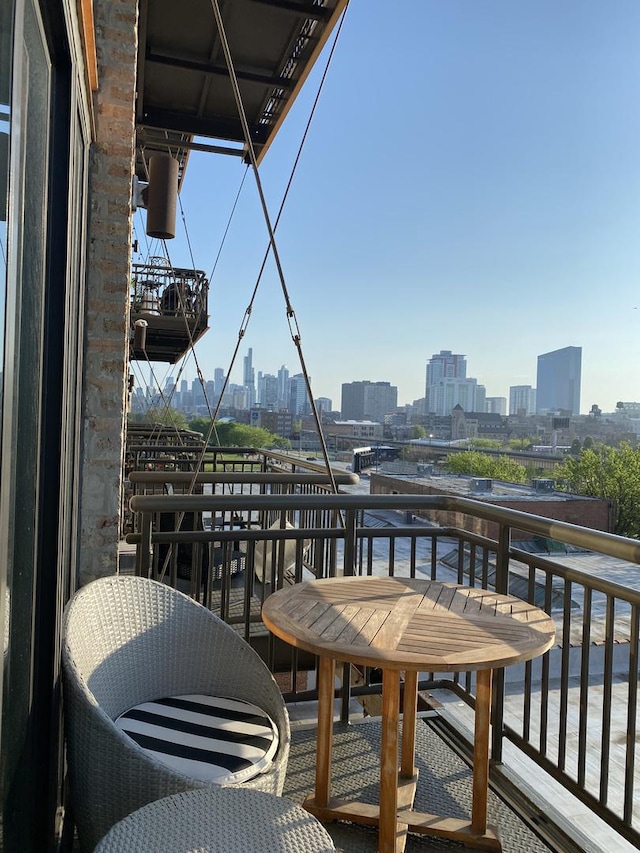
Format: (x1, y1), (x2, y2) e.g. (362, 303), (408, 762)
(536, 346), (582, 414)
(330, 420), (384, 440)
(341, 381), (398, 423)
(288, 373), (311, 416)
(425, 350), (484, 415)
(425, 350), (466, 412)
(451, 406), (509, 441)
(486, 397), (507, 416)
(509, 385), (536, 416)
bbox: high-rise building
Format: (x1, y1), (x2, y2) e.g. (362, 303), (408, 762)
(341, 381), (398, 423)
(425, 350), (466, 389)
(214, 367), (226, 397)
(509, 385), (536, 416)
(243, 348), (256, 409)
(429, 377), (479, 415)
(425, 350), (467, 413)
(258, 374), (279, 410)
(486, 397), (507, 416)
(288, 373), (310, 416)
(315, 397), (333, 416)
(277, 365), (289, 410)
(536, 347), (582, 414)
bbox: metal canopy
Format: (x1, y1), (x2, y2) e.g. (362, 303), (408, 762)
(136, 0), (347, 183)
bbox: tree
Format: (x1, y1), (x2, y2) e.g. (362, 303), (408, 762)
(207, 421), (279, 449)
(129, 407), (188, 430)
(445, 451), (527, 483)
(570, 438), (582, 456)
(507, 436), (536, 451)
(411, 425), (427, 439)
(557, 442), (640, 538)
(189, 416), (214, 439)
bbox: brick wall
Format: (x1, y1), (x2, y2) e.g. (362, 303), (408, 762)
(79, 0), (138, 582)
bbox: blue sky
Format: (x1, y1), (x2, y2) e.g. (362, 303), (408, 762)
(136, 0), (640, 414)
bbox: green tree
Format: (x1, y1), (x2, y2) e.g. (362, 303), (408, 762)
(129, 407), (188, 430)
(445, 451), (527, 483)
(411, 425), (427, 439)
(208, 421), (279, 449)
(189, 416), (214, 439)
(507, 436), (536, 451)
(557, 442), (640, 538)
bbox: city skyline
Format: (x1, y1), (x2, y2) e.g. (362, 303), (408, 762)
(130, 342), (639, 419)
(133, 0), (640, 415)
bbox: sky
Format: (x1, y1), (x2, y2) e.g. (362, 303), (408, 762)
(134, 0), (640, 414)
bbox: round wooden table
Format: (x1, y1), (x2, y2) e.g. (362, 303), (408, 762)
(262, 576), (556, 853)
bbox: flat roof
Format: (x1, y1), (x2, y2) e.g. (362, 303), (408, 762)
(374, 472), (604, 503)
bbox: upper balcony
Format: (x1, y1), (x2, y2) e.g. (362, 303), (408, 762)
(130, 258), (209, 363)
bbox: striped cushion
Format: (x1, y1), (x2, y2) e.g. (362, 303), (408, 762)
(115, 694), (279, 785)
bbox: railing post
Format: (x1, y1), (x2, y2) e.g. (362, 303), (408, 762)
(492, 522), (511, 763)
(495, 522), (510, 595)
(343, 509), (357, 577)
(137, 510), (152, 577)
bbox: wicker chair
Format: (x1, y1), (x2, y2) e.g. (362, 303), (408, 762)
(62, 575), (290, 852)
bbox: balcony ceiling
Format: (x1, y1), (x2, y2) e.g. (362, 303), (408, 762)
(135, 0), (347, 184)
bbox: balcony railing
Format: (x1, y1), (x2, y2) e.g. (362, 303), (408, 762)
(126, 489), (640, 848)
(129, 259), (209, 363)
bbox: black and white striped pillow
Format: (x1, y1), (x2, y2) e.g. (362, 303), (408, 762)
(115, 694), (279, 784)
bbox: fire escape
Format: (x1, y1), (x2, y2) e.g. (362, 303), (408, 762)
(130, 257), (209, 363)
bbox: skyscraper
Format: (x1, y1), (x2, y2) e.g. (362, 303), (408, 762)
(277, 365), (289, 410)
(243, 347), (256, 409)
(425, 350), (467, 413)
(288, 373), (311, 416)
(536, 347), (582, 415)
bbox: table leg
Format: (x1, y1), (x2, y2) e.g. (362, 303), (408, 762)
(315, 656), (335, 808)
(472, 668), (492, 834)
(400, 670), (418, 779)
(380, 669), (401, 853)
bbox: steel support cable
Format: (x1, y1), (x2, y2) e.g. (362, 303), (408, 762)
(160, 2), (350, 576)
(182, 0), (349, 469)
(208, 0), (349, 509)
(135, 3), (350, 573)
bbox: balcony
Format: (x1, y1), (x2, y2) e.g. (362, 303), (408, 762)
(129, 259), (209, 363)
(121, 450), (640, 853)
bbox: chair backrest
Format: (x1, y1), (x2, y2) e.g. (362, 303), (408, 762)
(62, 575), (230, 718)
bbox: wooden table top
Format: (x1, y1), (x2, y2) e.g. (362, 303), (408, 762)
(262, 576), (556, 672)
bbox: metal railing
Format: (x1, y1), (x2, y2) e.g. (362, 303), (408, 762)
(127, 491), (640, 846)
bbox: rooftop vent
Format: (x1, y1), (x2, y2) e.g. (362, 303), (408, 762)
(417, 463), (434, 476)
(532, 478), (555, 493)
(469, 478), (492, 494)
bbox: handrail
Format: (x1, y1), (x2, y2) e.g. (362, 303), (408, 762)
(130, 491), (640, 565)
(129, 471), (359, 485)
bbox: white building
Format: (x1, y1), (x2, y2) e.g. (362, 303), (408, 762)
(509, 385), (537, 416)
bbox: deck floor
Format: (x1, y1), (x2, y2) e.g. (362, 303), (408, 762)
(284, 716), (554, 853)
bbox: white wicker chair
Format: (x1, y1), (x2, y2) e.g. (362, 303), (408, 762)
(62, 575), (290, 852)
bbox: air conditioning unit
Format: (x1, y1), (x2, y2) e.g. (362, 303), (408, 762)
(532, 478), (554, 493)
(469, 478), (492, 493)
(417, 463), (433, 476)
